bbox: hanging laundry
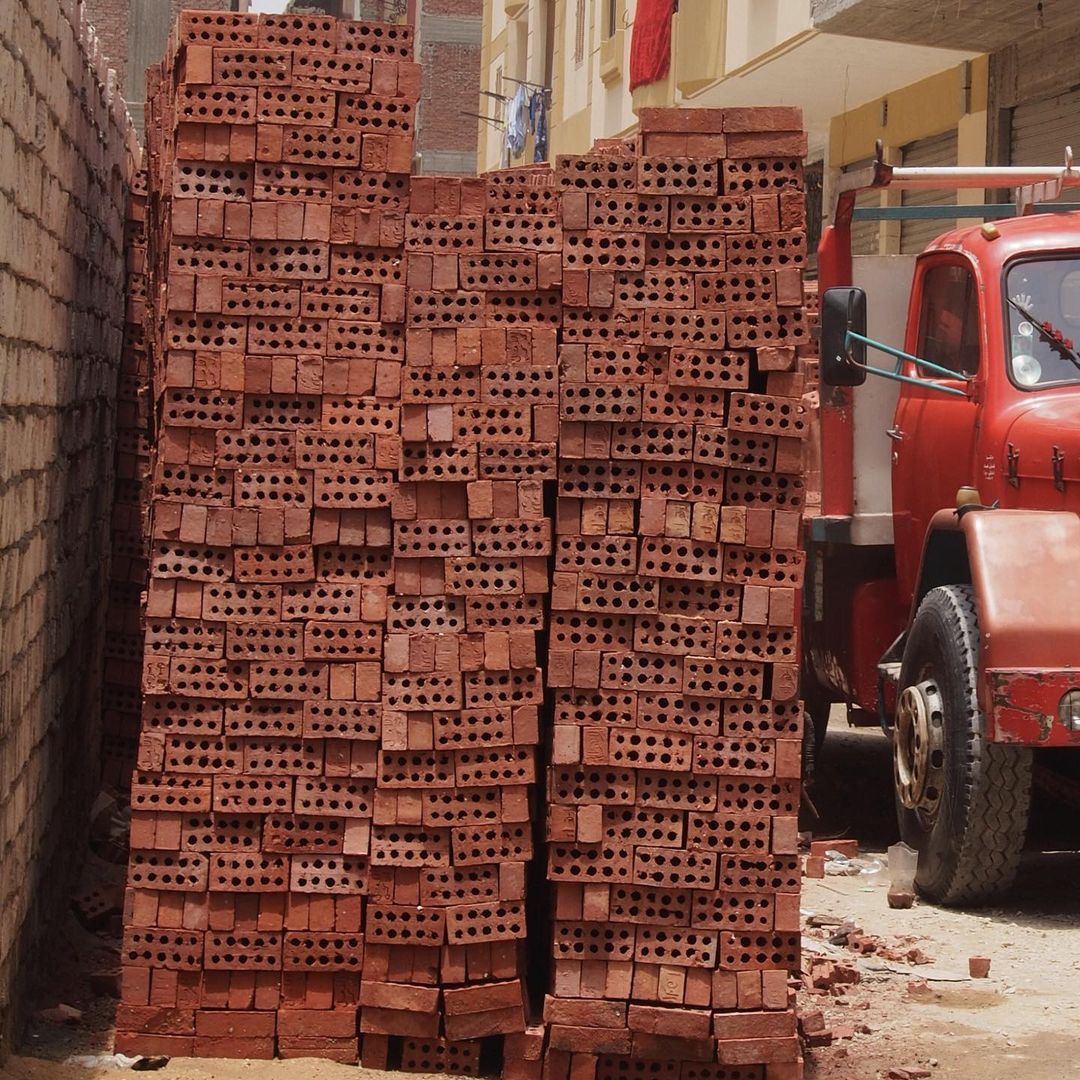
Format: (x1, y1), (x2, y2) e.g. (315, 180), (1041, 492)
(534, 93), (549, 163)
(505, 83), (528, 157)
(629, 0), (676, 91)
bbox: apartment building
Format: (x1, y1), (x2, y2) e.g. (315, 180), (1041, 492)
(477, 0), (1005, 258)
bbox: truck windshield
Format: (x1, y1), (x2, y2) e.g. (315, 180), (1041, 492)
(1005, 257), (1080, 388)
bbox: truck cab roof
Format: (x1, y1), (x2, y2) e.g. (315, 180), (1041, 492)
(924, 208), (1080, 269)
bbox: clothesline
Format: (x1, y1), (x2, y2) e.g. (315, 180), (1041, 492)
(505, 83), (549, 164)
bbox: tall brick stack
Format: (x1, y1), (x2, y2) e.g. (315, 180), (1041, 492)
(544, 108), (807, 1080)
(356, 166), (558, 1075)
(117, 11), (809, 1070)
(118, 9), (418, 1060)
(102, 167), (152, 790)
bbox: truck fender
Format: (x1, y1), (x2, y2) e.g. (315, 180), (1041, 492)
(960, 509), (1080, 673)
(912, 508), (1080, 668)
(911, 509), (1080, 732)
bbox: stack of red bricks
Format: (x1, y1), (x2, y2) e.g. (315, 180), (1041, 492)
(357, 166), (558, 1077)
(118, 9), (417, 1061)
(544, 107), (808, 1080)
(116, 11), (810, 1069)
(102, 167), (152, 790)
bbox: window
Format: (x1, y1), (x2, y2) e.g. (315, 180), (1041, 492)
(916, 263), (980, 377)
(605, 0), (618, 37)
(542, 0), (555, 87)
(574, 0), (586, 66)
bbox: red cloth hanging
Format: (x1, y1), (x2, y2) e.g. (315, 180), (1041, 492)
(629, 0), (676, 92)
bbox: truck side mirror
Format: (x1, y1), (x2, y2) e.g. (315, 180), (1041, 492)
(821, 287), (868, 387)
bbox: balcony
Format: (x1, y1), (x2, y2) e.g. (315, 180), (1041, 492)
(811, 0), (1079, 52)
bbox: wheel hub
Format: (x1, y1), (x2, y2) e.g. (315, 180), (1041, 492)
(894, 679), (946, 815)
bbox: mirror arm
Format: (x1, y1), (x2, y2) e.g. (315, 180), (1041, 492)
(844, 330), (973, 386)
(845, 356), (969, 398)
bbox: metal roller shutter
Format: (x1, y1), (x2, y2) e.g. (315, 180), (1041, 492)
(900, 130), (958, 254)
(1010, 88), (1080, 203)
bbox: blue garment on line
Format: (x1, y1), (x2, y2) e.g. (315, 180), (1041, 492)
(533, 93), (549, 162)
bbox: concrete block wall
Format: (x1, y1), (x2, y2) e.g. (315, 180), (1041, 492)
(0, 0), (136, 1057)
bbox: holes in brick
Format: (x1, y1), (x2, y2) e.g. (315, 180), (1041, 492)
(727, 307), (810, 348)
(283, 932), (365, 969)
(178, 12), (258, 48)
(638, 158), (718, 195)
(485, 290), (562, 326)
(294, 778), (374, 817)
(407, 290), (483, 327)
(205, 931), (283, 969)
(556, 155), (638, 192)
(330, 245), (404, 284)
(212, 49), (292, 86)
(292, 52), (374, 91)
(726, 231), (807, 270)
(722, 546), (806, 588)
(646, 234), (726, 272)
(303, 701), (381, 740)
(257, 86), (336, 125)
(485, 214), (562, 252)
(255, 163), (332, 202)
(554, 921), (635, 960)
(332, 170), (410, 208)
(296, 432), (373, 469)
(290, 856), (369, 893)
(481, 364), (559, 404)
(223, 279), (302, 316)
(725, 469), (805, 509)
(169, 238), (248, 275)
(315, 544), (393, 583)
(338, 93), (414, 133)
(723, 156), (804, 195)
(555, 536), (638, 575)
(250, 241), (329, 279)
(337, 19), (414, 58)
(459, 254), (537, 291)
(400, 443), (478, 483)
(549, 768), (636, 805)
(464, 594), (545, 632)
(669, 195), (750, 232)
(366, 905), (445, 944)
(478, 441), (557, 481)
(405, 215), (484, 252)
(588, 194), (669, 232)
(563, 232), (645, 271)
(173, 162), (251, 200)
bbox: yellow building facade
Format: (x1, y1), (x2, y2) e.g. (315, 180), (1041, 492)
(478, 0), (987, 254)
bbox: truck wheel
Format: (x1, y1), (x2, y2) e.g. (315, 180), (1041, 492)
(894, 585), (1032, 905)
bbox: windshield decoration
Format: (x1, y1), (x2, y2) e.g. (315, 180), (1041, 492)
(1006, 260), (1080, 388)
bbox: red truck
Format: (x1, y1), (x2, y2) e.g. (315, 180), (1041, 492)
(809, 151), (1080, 904)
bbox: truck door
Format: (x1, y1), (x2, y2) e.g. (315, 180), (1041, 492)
(891, 258), (982, 603)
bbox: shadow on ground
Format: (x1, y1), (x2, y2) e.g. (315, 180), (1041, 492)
(806, 721), (1080, 924)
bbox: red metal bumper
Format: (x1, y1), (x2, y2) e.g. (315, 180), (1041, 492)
(986, 669), (1080, 745)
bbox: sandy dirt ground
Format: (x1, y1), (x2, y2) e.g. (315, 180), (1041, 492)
(6, 726), (1080, 1080)
(800, 726), (1080, 1080)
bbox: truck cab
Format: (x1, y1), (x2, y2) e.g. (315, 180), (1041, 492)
(809, 156), (1080, 904)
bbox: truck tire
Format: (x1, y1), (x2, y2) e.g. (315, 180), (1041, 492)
(894, 585), (1032, 905)
(802, 685), (831, 786)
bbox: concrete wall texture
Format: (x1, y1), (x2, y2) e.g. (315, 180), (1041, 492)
(0, 0), (134, 1057)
